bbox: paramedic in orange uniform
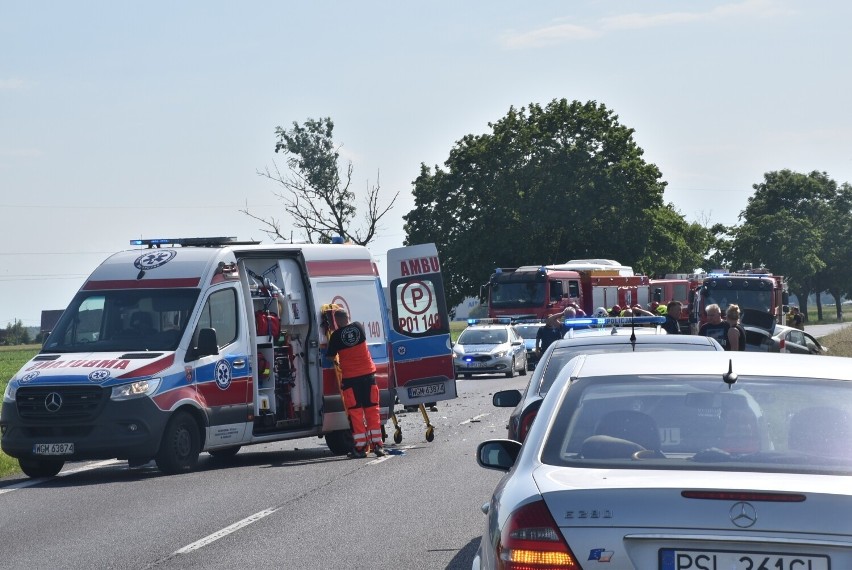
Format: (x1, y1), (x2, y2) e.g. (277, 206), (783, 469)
(325, 308), (385, 458)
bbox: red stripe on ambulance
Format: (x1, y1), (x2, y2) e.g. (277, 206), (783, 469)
(393, 354), (455, 384)
(117, 354), (176, 379)
(306, 259), (376, 277)
(82, 278), (201, 290)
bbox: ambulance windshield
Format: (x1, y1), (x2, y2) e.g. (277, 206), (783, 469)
(42, 289), (200, 353)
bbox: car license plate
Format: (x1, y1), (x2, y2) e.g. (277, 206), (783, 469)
(660, 549), (829, 570)
(465, 362), (487, 368)
(408, 383), (446, 399)
(32, 443), (74, 456)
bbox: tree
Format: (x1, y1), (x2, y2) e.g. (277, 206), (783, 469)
(404, 99), (687, 309)
(731, 170), (837, 320)
(4, 319), (30, 345)
(243, 117), (398, 245)
(816, 182), (852, 320)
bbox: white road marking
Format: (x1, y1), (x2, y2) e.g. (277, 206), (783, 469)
(460, 413), (490, 425)
(0, 459), (121, 496)
(174, 508), (280, 554)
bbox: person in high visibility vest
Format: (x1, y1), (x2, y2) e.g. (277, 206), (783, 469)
(324, 307), (385, 458)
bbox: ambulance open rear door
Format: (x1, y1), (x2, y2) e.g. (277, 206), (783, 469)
(386, 244), (456, 406)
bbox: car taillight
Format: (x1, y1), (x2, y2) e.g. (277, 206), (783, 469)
(498, 499), (579, 569)
(779, 338), (786, 351)
(518, 410), (537, 442)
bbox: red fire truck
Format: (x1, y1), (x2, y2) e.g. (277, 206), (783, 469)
(649, 273), (706, 332)
(689, 269), (788, 334)
(485, 259), (649, 319)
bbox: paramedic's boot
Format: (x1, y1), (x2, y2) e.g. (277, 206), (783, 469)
(347, 448), (367, 459)
(372, 445), (386, 457)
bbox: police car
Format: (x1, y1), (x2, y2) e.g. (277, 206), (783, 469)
(453, 319), (528, 378)
(511, 320), (545, 370)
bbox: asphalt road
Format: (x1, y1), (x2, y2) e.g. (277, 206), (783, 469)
(803, 321), (852, 339)
(0, 373), (527, 570)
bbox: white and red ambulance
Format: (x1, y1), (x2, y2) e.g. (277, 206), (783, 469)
(1, 238), (455, 477)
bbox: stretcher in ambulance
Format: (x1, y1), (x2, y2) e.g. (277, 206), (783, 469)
(0, 237), (455, 477)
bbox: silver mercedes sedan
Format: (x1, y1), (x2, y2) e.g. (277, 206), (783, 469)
(474, 351), (852, 569)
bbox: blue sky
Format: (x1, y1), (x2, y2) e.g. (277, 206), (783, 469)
(2, 1), (851, 327)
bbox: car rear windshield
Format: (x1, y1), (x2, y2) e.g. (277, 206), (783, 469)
(541, 374), (852, 475)
(514, 325), (543, 339)
(536, 342), (717, 396)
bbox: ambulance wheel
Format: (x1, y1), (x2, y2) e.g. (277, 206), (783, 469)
(324, 429), (354, 455)
(393, 428), (403, 444)
(425, 425), (435, 442)
(156, 410), (201, 474)
(208, 446), (241, 459)
(19, 457), (64, 478)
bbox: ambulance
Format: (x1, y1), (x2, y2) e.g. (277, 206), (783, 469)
(1, 237), (455, 477)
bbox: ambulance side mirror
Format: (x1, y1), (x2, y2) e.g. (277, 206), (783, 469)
(187, 328), (219, 361)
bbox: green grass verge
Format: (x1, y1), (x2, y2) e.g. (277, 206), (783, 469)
(1, 345), (40, 478)
(817, 324), (852, 358)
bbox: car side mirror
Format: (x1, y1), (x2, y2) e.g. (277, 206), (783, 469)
(493, 389), (523, 407)
(477, 439), (522, 472)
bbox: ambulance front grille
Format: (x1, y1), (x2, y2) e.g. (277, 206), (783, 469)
(16, 386), (107, 421)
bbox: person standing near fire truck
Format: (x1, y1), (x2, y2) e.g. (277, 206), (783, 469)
(698, 304), (729, 349)
(325, 307), (385, 458)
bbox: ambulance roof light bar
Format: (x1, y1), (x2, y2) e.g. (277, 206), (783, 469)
(130, 237), (261, 248)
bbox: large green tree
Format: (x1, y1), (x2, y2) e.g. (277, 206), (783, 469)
(816, 182), (852, 320)
(731, 170), (837, 319)
(244, 117), (398, 245)
(404, 99), (692, 308)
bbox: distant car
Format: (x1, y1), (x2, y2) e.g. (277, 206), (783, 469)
(512, 321), (544, 370)
(745, 323), (828, 355)
(453, 319), (527, 378)
(474, 351), (852, 569)
(493, 317), (723, 441)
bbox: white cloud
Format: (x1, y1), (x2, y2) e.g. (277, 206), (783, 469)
(503, 23), (601, 49)
(504, 0), (793, 49)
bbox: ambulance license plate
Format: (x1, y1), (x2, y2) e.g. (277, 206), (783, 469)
(33, 443), (74, 456)
(660, 549), (829, 570)
(408, 383), (445, 399)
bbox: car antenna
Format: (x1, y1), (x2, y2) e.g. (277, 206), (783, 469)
(723, 359), (738, 389)
(630, 314), (637, 349)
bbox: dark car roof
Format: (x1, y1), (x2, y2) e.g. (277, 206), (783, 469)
(533, 333), (722, 397)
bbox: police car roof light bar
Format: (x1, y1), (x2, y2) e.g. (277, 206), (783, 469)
(562, 316), (666, 328)
(467, 317), (513, 325)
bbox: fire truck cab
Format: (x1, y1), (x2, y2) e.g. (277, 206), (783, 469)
(690, 270), (788, 334)
(1, 238), (455, 477)
(486, 259), (649, 319)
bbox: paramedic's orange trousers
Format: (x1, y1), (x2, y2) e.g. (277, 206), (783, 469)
(341, 374), (382, 451)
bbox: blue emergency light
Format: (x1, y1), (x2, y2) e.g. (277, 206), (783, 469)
(563, 316), (666, 328)
(130, 237), (257, 248)
(468, 317), (513, 325)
